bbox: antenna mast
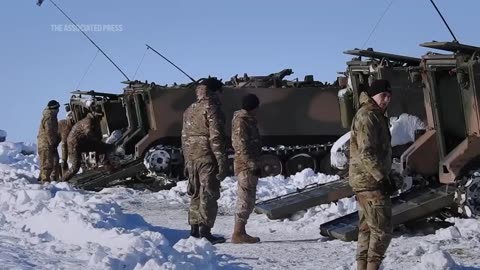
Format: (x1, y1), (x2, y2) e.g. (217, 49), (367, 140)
(428, 0), (458, 42)
(145, 44), (197, 83)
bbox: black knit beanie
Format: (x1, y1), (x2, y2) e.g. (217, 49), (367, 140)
(366, 79), (392, 97)
(199, 77), (224, 92)
(242, 94), (260, 111)
(47, 100), (60, 110)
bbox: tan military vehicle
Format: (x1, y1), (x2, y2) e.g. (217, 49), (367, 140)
(256, 48), (427, 220)
(68, 69), (347, 190)
(319, 41), (480, 241)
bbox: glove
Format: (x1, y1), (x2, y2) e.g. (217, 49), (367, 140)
(216, 158), (228, 181)
(381, 175), (398, 196)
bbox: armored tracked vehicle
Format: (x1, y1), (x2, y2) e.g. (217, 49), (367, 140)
(68, 69), (348, 190)
(254, 48), (427, 219)
(320, 41), (480, 241)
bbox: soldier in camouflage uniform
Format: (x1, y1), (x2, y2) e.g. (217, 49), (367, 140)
(181, 78), (228, 244)
(62, 111), (114, 182)
(349, 80), (396, 270)
(231, 94), (262, 244)
(37, 100), (61, 183)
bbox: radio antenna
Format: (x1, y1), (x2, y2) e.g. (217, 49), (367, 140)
(362, 0), (395, 48)
(428, 0), (458, 42)
(145, 44), (196, 83)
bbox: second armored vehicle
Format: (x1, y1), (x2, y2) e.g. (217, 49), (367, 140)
(68, 69), (348, 190)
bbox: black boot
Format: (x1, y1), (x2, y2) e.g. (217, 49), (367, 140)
(190, 224), (199, 238)
(199, 224), (226, 244)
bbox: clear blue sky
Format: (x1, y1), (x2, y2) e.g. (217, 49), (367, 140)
(1, 0), (479, 143)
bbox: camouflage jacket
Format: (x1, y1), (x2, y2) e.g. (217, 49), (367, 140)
(232, 109), (262, 173)
(181, 96), (227, 165)
(67, 113), (102, 150)
(37, 108), (60, 149)
(58, 113), (75, 143)
(349, 92), (392, 193)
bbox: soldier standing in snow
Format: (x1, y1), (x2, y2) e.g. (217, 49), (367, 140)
(37, 100), (61, 183)
(231, 94), (262, 244)
(62, 110), (114, 182)
(181, 78), (228, 244)
(348, 80), (397, 270)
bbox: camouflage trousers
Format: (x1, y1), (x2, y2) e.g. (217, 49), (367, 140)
(356, 190), (393, 264)
(38, 147), (59, 182)
(51, 150), (62, 181)
(186, 159), (220, 228)
(234, 170), (258, 224)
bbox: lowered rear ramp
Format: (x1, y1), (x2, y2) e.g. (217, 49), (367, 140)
(254, 179), (354, 219)
(319, 185), (456, 241)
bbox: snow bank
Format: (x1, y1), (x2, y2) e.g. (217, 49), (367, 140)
(449, 217), (480, 237)
(218, 168), (340, 213)
(330, 131), (350, 170)
(390, 113), (426, 147)
(173, 237), (217, 270)
(78, 97), (95, 108)
(105, 129), (123, 144)
(154, 169), (356, 234)
(268, 195), (357, 232)
(330, 113), (426, 169)
(2, 185), (219, 269)
(0, 140), (224, 269)
(0, 141), (37, 164)
(0, 141), (39, 185)
(155, 180), (190, 205)
(435, 226), (462, 241)
(156, 168), (341, 213)
(154, 168), (355, 232)
(416, 249), (458, 270)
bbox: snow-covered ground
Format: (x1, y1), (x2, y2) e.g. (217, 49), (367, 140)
(141, 170), (480, 270)
(330, 113), (427, 170)
(1, 138), (480, 269)
(0, 140), (234, 270)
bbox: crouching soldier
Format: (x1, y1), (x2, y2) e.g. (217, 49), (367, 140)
(62, 111), (115, 182)
(37, 100), (61, 183)
(349, 80), (396, 270)
(182, 78), (228, 244)
(231, 94), (262, 244)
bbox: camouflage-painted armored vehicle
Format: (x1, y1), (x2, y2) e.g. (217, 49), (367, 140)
(341, 48), (426, 127)
(68, 69), (348, 190)
(255, 48), (427, 220)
